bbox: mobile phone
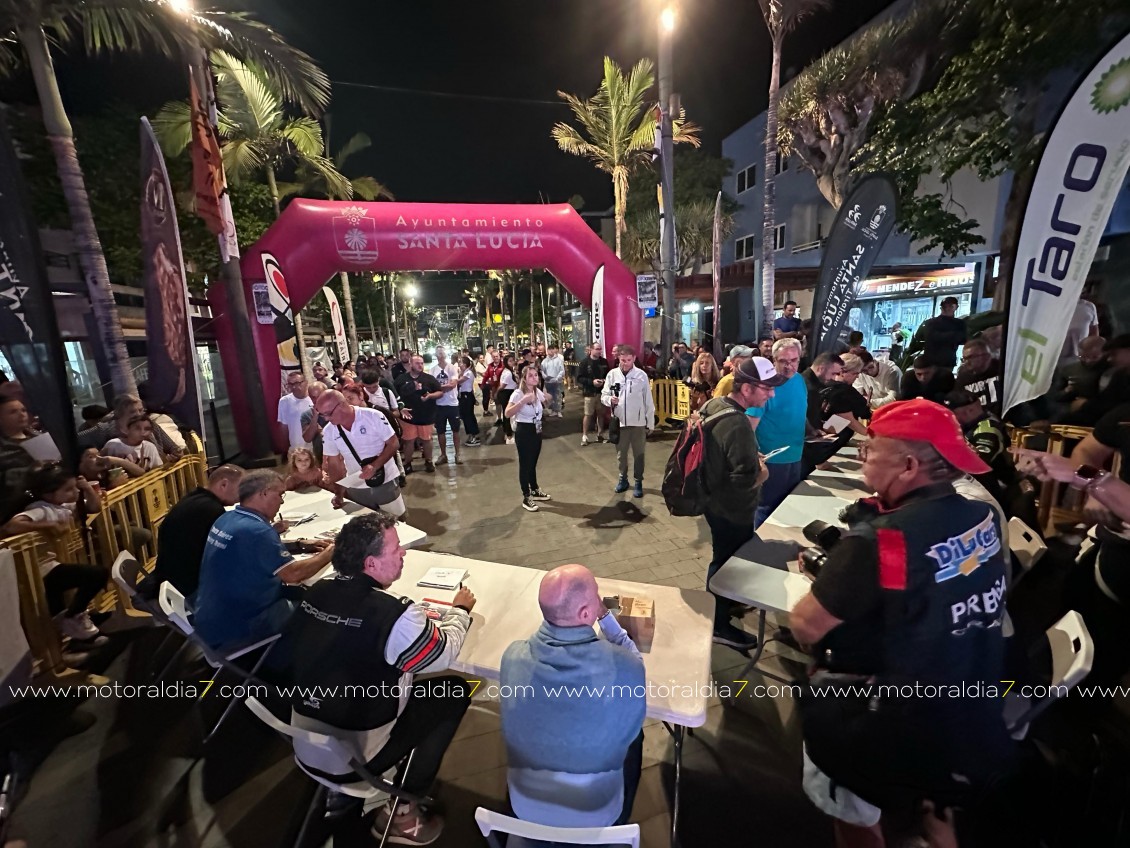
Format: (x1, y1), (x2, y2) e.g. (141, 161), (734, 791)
(762, 445), (790, 461)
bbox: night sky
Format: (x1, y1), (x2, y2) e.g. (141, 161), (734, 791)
(8, 0), (897, 209)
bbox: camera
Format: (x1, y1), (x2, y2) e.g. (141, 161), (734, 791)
(799, 520), (842, 577)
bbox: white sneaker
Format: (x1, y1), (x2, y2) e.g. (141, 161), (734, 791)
(59, 612), (101, 641)
(505, 436), (515, 445)
(581, 435), (590, 446)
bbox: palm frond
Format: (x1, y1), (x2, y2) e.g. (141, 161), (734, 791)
(279, 116), (326, 157)
(210, 50), (282, 138)
(274, 180), (303, 200)
(334, 132), (371, 167)
(350, 175), (394, 201)
(78, 0), (180, 60)
(151, 99), (194, 156)
(292, 150), (351, 199)
(221, 136), (267, 183)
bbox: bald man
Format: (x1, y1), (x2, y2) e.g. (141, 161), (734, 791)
(499, 564), (646, 827)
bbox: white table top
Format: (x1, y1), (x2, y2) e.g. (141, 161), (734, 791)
(279, 486), (427, 549)
(393, 550), (714, 727)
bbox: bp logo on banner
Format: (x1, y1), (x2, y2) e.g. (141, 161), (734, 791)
(1004, 31), (1130, 415)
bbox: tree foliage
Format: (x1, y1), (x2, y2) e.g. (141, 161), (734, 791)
(624, 200), (735, 277)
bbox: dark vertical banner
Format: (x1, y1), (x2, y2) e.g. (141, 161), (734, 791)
(0, 112), (78, 464)
(813, 174), (899, 354)
(140, 117), (204, 438)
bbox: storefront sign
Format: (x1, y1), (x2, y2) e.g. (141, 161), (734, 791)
(1004, 30), (1130, 415)
(856, 269), (975, 299)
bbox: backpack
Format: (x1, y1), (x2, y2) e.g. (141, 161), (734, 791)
(662, 404), (743, 516)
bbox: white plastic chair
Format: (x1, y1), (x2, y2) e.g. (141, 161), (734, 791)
(1005, 610), (1094, 740)
(158, 581), (280, 741)
(244, 696), (426, 847)
(1008, 517), (1047, 574)
(474, 807), (641, 848)
(111, 553), (186, 677)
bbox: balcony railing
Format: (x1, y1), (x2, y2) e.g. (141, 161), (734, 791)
(792, 237), (826, 254)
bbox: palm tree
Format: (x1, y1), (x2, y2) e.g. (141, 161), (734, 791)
(552, 57), (700, 258)
(280, 131), (394, 358)
(757, 0), (829, 337)
(0, 0), (329, 396)
(155, 50), (348, 371)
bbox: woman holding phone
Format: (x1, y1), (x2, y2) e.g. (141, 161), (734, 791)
(506, 364), (551, 512)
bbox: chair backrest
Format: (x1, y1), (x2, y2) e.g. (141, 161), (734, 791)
(1047, 610), (1094, 691)
(111, 551), (142, 599)
(245, 696), (359, 772)
(474, 808), (641, 848)
(158, 581), (194, 635)
(1008, 517), (1047, 573)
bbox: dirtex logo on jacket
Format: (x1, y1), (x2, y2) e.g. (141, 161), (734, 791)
(927, 513), (1001, 583)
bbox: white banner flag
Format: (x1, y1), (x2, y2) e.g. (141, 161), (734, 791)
(1004, 31), (1130, 414)
(590, 265), (606, 352)
(324, 287), (350, 363)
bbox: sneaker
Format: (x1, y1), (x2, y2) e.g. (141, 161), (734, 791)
(454, 456), (464, 465)
(529, 489), (551, 501)
(424, 461), (436, 473)
(597, 433), (606, 443)
(614, 477), (630, 494)
(373, 802), (444, 846)
(325, 790), (362, 819)
(59, 612), (101, 641)
(493, 418), (503, 428)
(712, 622), (759, 651)
(466, 437), (481, 447)
(581, 435), (590, 446)
(633, 481), (644, 498)
(505, 436), (515, 445)
(404, 463), (415, 476)
(436, 455), (448, 465)
(521, 497), (540, 512)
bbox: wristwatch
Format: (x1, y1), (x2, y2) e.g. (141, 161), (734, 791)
(1073, 464), (1111, 493)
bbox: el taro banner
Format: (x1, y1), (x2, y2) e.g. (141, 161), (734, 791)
(140, 117), (204, 439)
(0, 114), (77, 464)
(813, 174), (898, 355)
(1004, 31), (1130, 415)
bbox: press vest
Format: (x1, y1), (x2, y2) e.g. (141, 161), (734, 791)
(289, 574), (411, 730)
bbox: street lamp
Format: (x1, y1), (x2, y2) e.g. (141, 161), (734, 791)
(168, 0), (194, 15)
(403, 282), (419, 299)
(660, 5), (676, 33)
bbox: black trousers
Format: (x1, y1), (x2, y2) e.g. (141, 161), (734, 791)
(363, 675), (470, 796)
(481, 384), (492, 413)
(43, 562), (107, 617)
(704, 510), (754, 631)
(458, 391), (480, 436)
(495, 390), (514, 437)
(514, 422), (541, 497)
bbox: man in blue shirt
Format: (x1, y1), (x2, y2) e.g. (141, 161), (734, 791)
(193, 470), (334, 651)
(748, 339), (809, 527)
(773, 300), (803, 340)
(500, 564), (645, 828)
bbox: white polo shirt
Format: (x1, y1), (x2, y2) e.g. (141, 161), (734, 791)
(322, 407), (399, 485)
(429, 362), (460, 407)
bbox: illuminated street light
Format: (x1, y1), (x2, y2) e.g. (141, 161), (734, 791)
(403, 283), (419, 299)
(660, 5), (676, 33)
(168, 0), (194, 15)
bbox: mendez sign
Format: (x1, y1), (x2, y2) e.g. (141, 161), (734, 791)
(1004, 31), (1130, 414)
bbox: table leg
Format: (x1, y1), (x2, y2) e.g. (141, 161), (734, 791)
(662, 722), (685, 847)
(729, 611), (768, 704)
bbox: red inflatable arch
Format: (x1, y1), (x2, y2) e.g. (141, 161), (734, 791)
(210, 200), (641, 454)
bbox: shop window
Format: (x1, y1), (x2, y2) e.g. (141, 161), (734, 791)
(737, 164), (756, 193)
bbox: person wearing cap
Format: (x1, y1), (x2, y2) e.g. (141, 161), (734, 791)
(791, 399), (1011, 846)
(712, 345), (755, 398)
(942, 389), (1013, 501)
(748, 339), (808, 527)
(917, 296), (966, 369)
(700, 357), (787, 649)
(601, 345), (655, 498)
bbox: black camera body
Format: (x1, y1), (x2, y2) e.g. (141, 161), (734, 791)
(799, 520), (842, 577)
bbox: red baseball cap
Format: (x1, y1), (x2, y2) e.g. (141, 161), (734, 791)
(867, 399), (990, 475)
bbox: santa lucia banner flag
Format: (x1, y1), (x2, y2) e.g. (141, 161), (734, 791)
(1004, 31), (1130, 415)
(324, 287), (350, 363)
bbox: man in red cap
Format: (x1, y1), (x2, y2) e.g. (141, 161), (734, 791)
(790, 399), (1012, 847)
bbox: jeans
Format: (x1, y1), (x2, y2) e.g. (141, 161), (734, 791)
(545, 381), (562, 414)
(616, 426), (647, 482)
(616, 730), (645, 825)
(704, 510), (754, 631)
(514, 422), (542, 496)
(481, 384), (492, 413)
(458, 391), (480, 436)
(754, 460), (803, 528)
(43, 563), (108, 617)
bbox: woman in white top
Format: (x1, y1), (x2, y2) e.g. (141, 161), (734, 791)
(495, 353), (519, 444)
(506, 364), (551, 512)
(457, 355), (482, 446)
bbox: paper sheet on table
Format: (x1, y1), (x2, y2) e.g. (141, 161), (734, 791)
(337, 471), (366, 489)
(23, 433), (61, 461)
(823, 414), (850, 434)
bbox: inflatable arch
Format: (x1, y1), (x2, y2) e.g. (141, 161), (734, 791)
(211, 200), (641, 454)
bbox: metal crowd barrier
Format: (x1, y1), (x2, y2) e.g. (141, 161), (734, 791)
(0, 432), (207, 680)
(651, 379), (691, 427)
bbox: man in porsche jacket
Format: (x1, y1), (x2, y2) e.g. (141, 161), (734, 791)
(790, 399), (1012, 848)
(287, 511), (476, 845)
(601, 345), (656, 498)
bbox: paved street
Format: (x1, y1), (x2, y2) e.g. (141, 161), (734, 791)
(8, 387), (831, 848)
